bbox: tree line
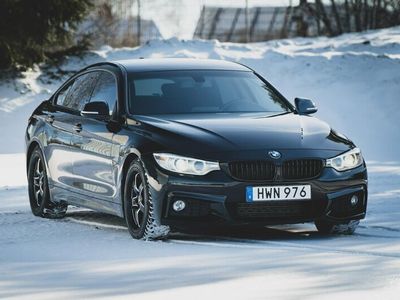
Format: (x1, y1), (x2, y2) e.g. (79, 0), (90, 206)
(296, 0), (400, 37)
(1, 0), (399, 71)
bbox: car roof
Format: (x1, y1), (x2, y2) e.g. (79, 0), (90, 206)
(111, 58), (251, 73)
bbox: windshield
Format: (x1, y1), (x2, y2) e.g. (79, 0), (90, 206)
(128, 70), (292, 115)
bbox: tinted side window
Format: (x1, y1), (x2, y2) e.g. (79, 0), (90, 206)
(57, 72), (98, 111)
(90, 72), (117, 115)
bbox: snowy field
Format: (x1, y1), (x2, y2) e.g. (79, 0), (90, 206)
(1, 27), (400, 299)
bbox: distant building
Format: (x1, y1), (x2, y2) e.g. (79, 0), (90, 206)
(193, 4), (353, 42)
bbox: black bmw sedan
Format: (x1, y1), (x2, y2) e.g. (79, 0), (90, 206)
(26, 58), (367, 239)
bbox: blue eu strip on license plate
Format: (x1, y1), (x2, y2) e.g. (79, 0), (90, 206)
(246, 185), (311, 202)
(246, 186), (253, 202)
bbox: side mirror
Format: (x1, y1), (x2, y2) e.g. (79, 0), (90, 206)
(295, 98), (318, 115)
(81, 101), (109, 119)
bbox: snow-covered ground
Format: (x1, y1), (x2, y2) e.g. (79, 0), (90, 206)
(1, 157), (400, 299)
(1, 27), (400, 299)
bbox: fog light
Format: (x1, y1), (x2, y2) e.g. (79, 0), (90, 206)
(350, 195), (359, 206)
(173, 200), (186, 212)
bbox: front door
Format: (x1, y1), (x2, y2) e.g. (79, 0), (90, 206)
(70, 71), (118, 202)
(45, 72), (96, 191)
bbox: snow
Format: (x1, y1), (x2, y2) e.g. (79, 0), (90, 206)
(0, 27), (400, 299)
(1, 160), (400, 299)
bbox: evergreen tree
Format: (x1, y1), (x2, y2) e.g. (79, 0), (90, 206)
(0, 0), (92, 70)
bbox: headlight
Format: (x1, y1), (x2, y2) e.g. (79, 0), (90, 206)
(326, 148), (363, 171)
(153, 153), (220, 175)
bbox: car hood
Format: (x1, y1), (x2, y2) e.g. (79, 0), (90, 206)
(131, 112), (353, 160)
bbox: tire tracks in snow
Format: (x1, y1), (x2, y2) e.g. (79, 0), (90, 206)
(6, 210), (398, 259)
(168, 236), (400, 259)
(359, 224), (400, 233)
(63, 214), (400, 259)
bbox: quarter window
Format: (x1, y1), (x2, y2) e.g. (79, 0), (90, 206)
(55, 84), (72, 107)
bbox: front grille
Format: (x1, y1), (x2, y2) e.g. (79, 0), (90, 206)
(229, 161), (275, 181)
(235, 201), (317, 219)
(282, 159), (323, 180)
(228, 159), (324, 181)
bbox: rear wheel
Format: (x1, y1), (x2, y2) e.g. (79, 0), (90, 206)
(28, 146), (67, 218)
(123, 159), (170, 240)
(315, 220), (359, 235)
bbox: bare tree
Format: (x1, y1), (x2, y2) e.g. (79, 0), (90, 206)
(331, 0), (343, 34)
(374, 0), (382, 28)
(352, 0), (362, 31)
(91, 3), (118, 46)
(363, 0), (369, 29)
(295, 0), (310, 37)
(344, 0), (352, 31)
(315, 0), (333, 36)
(297, 0), (400, 38)
(280, 4), (293, 38)
(137, 0), (141, 45)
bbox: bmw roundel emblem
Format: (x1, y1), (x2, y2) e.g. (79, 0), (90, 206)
(268, 150), (281, 159)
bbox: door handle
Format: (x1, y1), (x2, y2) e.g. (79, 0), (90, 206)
(46, 115), (55, 124)
(73, 123), (82, 133)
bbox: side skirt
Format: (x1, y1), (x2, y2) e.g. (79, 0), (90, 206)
(49, 184), (124, 217)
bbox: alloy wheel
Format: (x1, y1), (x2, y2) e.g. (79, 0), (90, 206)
(130, 172), (146, 228)
(32, 157), (45, 207)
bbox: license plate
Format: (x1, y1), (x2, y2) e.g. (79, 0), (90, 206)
(246, 185), (311, 202)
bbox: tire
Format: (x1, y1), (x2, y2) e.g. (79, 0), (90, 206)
(315, 220), (359, 235)
(27, 146), (67, 218)
(123, 159), (170, 240)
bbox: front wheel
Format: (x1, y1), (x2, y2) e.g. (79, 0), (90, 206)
(315, 220), (359, 235)
(123, 159), (170, 240)
(27, 146), (67, 218)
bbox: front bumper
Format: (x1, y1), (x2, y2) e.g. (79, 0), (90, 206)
(142, 156), (368, 228)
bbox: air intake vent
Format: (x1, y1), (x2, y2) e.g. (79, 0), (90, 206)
(235, 201), (316, 219)
(282, 159), (323, 180)
(228, 161), (275, 181)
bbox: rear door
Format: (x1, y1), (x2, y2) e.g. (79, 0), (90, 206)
(70, 71), (118, 202)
